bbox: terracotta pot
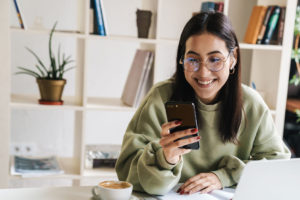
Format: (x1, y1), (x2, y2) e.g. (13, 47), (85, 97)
(36, 79), (66, 103)
(136, 9), (152, 38)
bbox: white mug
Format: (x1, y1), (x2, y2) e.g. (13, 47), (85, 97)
(92, 180), (133, 200)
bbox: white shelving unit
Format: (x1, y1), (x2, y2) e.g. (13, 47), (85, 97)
(0, 0), (296, 188)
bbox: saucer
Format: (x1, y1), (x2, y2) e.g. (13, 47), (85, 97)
(91, 194), (139, 200)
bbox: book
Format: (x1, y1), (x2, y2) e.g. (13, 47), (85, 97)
(13, 0), (26, 29)
(201, 2), (216, 12)
(99, 0), (109, 36)
(262, 6), (281, 44)
(11, 155), (63, 177)
(276, 7), (286, 45)
(134, 51), (154, 104)
(85, 144), (120, 169)
(243, 6), (267, 44)
(121, 50), (154, 107)
(215, 2), (224, 12)
(89, 0), (95, 34)
(93, 0), (106, 36)
(256, 6), (274, 44)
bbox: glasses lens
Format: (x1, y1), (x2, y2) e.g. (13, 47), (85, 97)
(207, 56), (225, 72)
(183, 58), (199, 72)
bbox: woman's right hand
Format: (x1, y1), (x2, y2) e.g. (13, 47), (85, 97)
(159, 120), (200, 165)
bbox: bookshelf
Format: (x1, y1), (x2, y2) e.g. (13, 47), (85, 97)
(0, 0), (297, 187)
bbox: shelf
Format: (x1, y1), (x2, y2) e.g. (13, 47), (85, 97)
(86, 97), (136, 112)
(88, 34), (158, 44)
(82, 168), (117, 177)
(10, 95), (136, 111)
(10, 27), (180, 45)
(9, 156), (117, 180)
(9, 157), (80, 180)
(10, 94), (83, 110)
(239, 43), (283, 51)
(10, 27), (85, 39)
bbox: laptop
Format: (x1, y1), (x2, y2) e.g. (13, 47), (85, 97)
(233, 158), (300, 200)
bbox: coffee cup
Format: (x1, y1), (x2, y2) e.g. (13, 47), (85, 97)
(92, 180), (133, 200)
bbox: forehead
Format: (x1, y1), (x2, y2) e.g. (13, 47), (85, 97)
(185, 33), (228, 55)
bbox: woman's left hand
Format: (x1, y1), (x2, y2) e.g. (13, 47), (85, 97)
(178, 172), (222, 194)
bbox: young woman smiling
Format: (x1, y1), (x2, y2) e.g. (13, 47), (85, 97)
(116, 12), (290, 195)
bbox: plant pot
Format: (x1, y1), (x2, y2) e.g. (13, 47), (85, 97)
(136, 9), (152, 38)
(36, 79), (66, 105)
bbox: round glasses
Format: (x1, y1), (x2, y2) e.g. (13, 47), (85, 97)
(180, 51), (232, 72)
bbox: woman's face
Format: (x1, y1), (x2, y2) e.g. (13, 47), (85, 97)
(183, 33), (236, 104)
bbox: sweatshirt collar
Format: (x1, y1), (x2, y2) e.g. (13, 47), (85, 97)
(196, 97), (221, 111)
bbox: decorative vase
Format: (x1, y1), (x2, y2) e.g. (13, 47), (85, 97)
(136, 9), (152, 38)
(36, 79), (66, 105)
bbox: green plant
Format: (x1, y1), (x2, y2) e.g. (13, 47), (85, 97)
(16, 22), (74, 80)
(290, 6), (300, 86)
(295, 109), (300, 123)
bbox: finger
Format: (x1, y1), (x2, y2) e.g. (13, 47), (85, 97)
(188, 181), (211, 194)
(183, 177), (208, 193)
(167, 134), (200, 149)
(180, 173), (206, 191)
(161, 120), (182, 136)
(170, 128), (199, 142)
(163, 128), (199, 148)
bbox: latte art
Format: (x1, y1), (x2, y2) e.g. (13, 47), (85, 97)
(99, 181), (131, 189)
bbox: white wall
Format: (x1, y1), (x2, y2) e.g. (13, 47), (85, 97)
(0, 0), (10, 188)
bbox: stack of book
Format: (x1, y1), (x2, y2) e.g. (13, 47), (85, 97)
(90, 0), (108, 36)
(85, 144), (121, 169)
(201, 1), (224, 13)
(244, 5), (286, 45)
(121, 49), (154, 108)
(10, 155), (63, 177)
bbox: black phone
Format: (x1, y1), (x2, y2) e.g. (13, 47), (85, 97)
(165, 101), (200, 149)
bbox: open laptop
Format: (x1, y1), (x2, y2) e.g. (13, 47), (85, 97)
(233, 158), (300, 200)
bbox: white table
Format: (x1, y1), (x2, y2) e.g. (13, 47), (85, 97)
(0, 185), (235, 200)
(0, 186), (156, 200)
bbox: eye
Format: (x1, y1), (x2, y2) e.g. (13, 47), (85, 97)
(208, 57), (221, 63)
(186, 57), (199, 64)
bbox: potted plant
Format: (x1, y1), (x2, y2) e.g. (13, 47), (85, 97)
(16, 22), (74, 105)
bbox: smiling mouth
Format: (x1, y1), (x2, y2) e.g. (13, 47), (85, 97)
(197, 79), (214, 85)
(195, 78), (216, 86)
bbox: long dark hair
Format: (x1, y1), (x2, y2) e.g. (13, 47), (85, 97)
(171, 12), (243, 143)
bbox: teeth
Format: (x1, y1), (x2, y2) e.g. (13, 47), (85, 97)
(198, 80), (213, 85)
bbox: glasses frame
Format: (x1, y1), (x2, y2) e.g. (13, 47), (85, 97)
(180, 50), (233, 72)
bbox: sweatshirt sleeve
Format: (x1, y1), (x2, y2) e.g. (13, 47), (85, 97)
(212, 108), (291, 188)
(115, 88), (183, 195)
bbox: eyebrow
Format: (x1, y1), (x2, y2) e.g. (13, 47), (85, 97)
(186, 50), (223, 56)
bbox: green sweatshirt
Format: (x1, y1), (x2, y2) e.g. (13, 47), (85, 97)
(115, 79), (291, 195)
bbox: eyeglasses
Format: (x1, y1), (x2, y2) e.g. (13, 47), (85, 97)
(180, 51), (232, 72)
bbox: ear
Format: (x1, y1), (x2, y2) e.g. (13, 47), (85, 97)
(230, 47), (238, 70)
(230, 57), (237, 70)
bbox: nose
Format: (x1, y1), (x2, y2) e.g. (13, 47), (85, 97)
(196, 62), (211, 75)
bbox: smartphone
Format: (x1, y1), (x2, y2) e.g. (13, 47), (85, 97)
(165, 101), (200, 149)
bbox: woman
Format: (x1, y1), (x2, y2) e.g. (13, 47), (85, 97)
(115, 12), (290, 195)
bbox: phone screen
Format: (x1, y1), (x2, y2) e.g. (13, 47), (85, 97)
(165, 101), (200, 149)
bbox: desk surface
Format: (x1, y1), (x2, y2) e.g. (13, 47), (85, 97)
(0, 186), (154, 200)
